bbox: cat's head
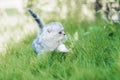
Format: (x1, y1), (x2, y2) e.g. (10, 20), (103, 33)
(46, 22), (66, 41)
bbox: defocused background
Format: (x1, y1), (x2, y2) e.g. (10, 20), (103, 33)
(0, 0), (120, 53)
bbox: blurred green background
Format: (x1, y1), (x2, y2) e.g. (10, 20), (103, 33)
(0, 0), (120, 80)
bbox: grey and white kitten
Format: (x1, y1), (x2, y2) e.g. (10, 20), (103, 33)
(28, 9), (69, 55)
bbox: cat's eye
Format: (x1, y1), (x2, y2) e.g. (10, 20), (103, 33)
(59, 31), (62, 34)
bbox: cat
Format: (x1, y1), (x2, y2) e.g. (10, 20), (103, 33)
(28, 9), (69, 55)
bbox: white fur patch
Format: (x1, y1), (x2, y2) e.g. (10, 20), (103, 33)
(57, 44), (69, 53)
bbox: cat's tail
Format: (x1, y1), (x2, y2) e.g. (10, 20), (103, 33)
(28, 8), (45, 29)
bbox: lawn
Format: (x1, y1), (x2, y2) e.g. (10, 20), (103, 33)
(0, 18), (120, 80)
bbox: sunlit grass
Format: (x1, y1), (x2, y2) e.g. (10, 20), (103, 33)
(0, 19), (120, 80)
(0, 14), (37, 53)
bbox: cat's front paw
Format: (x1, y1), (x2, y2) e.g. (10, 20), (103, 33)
(57, 44), (69, 53)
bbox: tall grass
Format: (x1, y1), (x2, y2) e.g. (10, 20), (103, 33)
(0, 17), (120, 80)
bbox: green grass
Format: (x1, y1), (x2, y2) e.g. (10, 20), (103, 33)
(0, 19), (120, 80)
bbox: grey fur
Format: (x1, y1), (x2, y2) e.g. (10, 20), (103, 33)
(28, 9), (69, 55)
(28, 9), (45, 30)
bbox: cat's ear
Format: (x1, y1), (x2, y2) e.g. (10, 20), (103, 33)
(47, 27), (52, 33)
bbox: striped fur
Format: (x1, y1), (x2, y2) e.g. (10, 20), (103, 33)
(28, 9), (45, 29)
